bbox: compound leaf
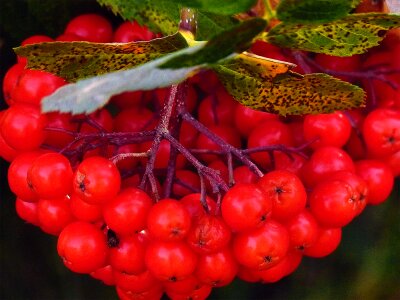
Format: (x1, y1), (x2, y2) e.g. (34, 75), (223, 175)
(213, 53), (365, 116)
(276, 0), (361, 24)
(41, 44), (204, 115)
(266, 13), (400, 56)
(14, 33), (188, 82)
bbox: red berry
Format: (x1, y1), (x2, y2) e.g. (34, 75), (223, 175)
(64, 14), (113, 43)
(186, 215), (231, 255)
(145, 241), (198, 281)
(27, 152), (73, 199)
(303, 227), (342, 258)
(355, 159), (394, 205)
(303, 111), (351, 149)
(362, 108), (400, 157)
(300, 146), (355, 188)
(1, 103), (48, 151)
(109, 235), (146, 275)
(57, 221), (108, 273)
(113, 21), (156, 42)
(233, 220), (290, 270)
(73, 156), (121, 205)
(309, 180), (358, 227)
(37, 196), (73, 235)
(103, 187), (153, 236)
(11, 69), (66, 106)
(195, 247), (238, 287)
(221, 183), (272, 232)
(146, 198), (191, 242)
(258, 170), (307, 222)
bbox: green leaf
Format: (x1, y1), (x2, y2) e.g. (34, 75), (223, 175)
(14, 33), (188, 82)
(213, 53), (365, 116)
(97, 0), (256, 39)
(98, 0), (178, 35)
(276, 0), (361, 24)
(41, 44), (205, 115)
(266, 13), (400, 56)
(196, 11), (239, 40)
(161, 18), (267, 68)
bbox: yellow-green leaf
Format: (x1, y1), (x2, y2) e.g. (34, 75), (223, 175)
(266, 13), (400, 56)
(14, 33), (188, 82)
(213, 53), (365, 116)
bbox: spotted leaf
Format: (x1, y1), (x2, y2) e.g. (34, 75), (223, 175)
(213, 53), (365, 116)
(14, 33), (188, 82)
(276, 0), (361, 24)
(41, 43), (205, 115)
(266, 13), (400, 56)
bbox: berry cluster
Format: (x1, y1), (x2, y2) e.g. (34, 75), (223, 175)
(1, 12), (400, 300)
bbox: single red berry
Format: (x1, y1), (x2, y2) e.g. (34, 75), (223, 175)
(257, 170), (307, 222)
(147, 198), (191, 242)
(113, 20), (156, 42)
(233, 220), (290, 270)
(1, 103), (48, 151)
(303, 111), (351, 149)
(195, 247), (238, 287)
(300, 146), (355, 188)
(221, 183), (272, 232)
(309, 180), (358, 228)
(27, 152), (73, 199)
(57, 221), (108, 273)
(362, 108), (400, 157)
(64, 14), (113, 43)
(103, 187), (153, 236)
(303, 227), (342, 258)
(145, 241), (198, 281)
(186, 215), (231, 255)
(73, 156), (121, 205)
(109, 235), (147, 275)
(355, 159), (394, 205)
(37, 196), (73, 235)
(285, 209), (319, 252)
(11, 69), (66, 106)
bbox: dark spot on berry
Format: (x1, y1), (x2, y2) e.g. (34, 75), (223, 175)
(79, 181), (85, 192)
(275, 186), (284, 194)
(297, 245), (305, 251)
(264, 255), (273, 263)
(107, 229), (119, 248)
(169, 276), (177, 282)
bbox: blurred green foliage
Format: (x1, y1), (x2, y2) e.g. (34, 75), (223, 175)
(1, 1), (399, 299)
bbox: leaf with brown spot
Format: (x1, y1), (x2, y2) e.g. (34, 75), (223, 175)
(266, 13), (400, 56)
(212, 53), (365, 116)
(14, 33), (188, 82)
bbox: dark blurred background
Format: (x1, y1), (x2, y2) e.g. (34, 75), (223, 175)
(1, 1), (399, 299)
